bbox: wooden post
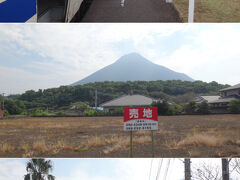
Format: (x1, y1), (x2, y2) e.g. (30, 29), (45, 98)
(130, 131), (133, 157)
(151, 131), (154, 157)
(188, 0), (195, 23)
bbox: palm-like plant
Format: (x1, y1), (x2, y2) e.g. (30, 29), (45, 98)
(24, 159), (55, 180)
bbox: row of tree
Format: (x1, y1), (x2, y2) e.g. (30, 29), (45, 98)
(1, 80), (229, 115)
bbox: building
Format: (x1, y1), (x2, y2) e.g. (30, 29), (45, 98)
(0, 109), (3, 118)
(193, 83), (240, 113)
(194, 96), (220, 104)
(100, 94), (158, 111)
(219, 83), (240, 98)
(209, 83), (240, 108)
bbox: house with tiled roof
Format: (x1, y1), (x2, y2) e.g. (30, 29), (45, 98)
(194, 96), (220, 104)
(208, 83), (240, 108)
(100, 94), (158, 111)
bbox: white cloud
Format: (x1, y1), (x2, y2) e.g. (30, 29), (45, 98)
(0, 159), (26, 180)
(0, 65), (66, 94)
(0, 24), (240, 94)
(57, 159), (184, 180)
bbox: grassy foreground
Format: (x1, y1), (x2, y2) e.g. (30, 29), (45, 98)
(173, 0), (240, 22)
(1, 115), (240, 157)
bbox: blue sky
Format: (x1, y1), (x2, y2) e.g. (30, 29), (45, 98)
(0, 158), (239, 180)
(0, 24), (240, 94)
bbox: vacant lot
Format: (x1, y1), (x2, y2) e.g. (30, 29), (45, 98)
(0, 115), (240, 157)
(174, 0), (240, 22)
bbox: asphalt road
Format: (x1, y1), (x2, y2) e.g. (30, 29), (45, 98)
(82, 0), (182, 22)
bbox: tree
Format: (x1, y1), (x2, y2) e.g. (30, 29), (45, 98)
(192, 161), (221, 180)
(230, 158), (240, 175)
(70, 101), (89, 113)
(229, 100), (240, 114)
(185, 101), (197, 114)
(197, 101), (210, 114)
(4, 99), (25, 115)
(152, 100), (169, 115)
(24, 159), (55, 180)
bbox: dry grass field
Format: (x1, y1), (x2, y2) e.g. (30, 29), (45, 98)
(0, 115), (240, 157)
(173, 0), (240, 22)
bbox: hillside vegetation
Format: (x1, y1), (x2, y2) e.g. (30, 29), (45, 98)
(0, 80), (229, 115)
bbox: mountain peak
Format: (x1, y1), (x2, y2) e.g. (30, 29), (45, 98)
(71, 53), (194, 86)
(115, 52), (152, 64)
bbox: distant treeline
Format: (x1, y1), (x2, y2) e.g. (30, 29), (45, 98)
(0, 80), (229, 115)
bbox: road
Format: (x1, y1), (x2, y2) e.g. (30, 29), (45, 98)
(81, 0), (182, 22)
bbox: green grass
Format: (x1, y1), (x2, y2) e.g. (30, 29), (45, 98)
(174, 0), (240, 22)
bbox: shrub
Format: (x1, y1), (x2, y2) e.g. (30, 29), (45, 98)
(31, 109), (42, 116)
(3, 110), (9, 117)
(112, 107), (123, 116)
(85, 109), (105, 116)
(152, 100), (169, 115)
(70, 101), (89, 113)
(31, 109), (57, 117)
(175, 104), (184, 114)
(167, 105), (176, 115)
(56, 111), (66, 116)
(197, 101), (210, 114)
(185, 101), (197, 114)
(229, 100), (240, 114)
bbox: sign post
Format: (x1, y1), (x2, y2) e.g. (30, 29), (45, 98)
(130, 131), (133, 157)
(124, 107), (158, 157)
(151, 131), (154, 157)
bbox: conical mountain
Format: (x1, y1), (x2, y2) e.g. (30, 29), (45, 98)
(72, 53), (194, 85)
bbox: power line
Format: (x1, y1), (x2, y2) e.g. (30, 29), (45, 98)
(167, 159), (175, 180)
(163, 159), (171, 180)
(156, 159), (163, 180)
(149, 159), (153, 180)
(156, 158), (163, 180)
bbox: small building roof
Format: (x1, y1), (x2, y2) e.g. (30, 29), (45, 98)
(194, 96), (220, 103)
(209, 97), (237, 104)
(200, 96), (220, 103)
(219, 83), (240, 92)
(100, 94), (157, 108)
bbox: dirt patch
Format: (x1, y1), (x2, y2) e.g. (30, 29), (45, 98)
(0, 115), (240, 157)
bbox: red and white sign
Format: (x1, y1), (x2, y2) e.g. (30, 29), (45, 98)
(124, 107), (158, 131)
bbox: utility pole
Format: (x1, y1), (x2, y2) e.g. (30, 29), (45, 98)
(222, 158), (230, 180)
(95, 90), (97, 108)
(184, 158), (191, 180)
